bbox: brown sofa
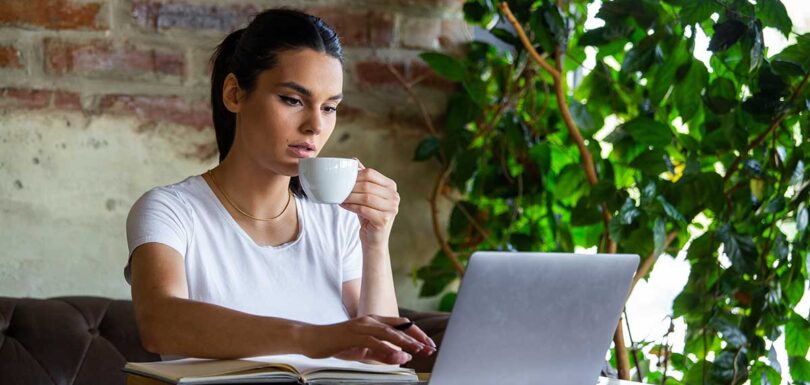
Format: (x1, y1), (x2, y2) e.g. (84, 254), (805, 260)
(0, 296), (449, 385)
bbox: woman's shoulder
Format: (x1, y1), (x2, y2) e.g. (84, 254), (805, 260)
(130, 175), (206, 214)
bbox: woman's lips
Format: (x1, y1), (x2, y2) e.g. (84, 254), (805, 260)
(287, 145), (315, 158)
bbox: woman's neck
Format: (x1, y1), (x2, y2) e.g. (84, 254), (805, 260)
(211, 156), (292, 220)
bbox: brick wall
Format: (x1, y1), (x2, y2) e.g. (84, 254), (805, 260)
(0, 0), (469, 308)
(0, 0), (469, 139)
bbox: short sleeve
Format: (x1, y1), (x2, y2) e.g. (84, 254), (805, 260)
(124, 187), (192, 284)
(341, 212), (363, 282)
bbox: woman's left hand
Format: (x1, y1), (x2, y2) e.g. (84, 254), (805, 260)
(340, 160), (399, 248)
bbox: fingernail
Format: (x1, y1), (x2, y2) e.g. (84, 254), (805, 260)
(428, 337), (436, 348)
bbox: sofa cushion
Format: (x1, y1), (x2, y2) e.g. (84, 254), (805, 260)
(0, 297), (160, 385)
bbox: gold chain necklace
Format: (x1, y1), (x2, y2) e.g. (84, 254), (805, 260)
(207, 169), (292, 221)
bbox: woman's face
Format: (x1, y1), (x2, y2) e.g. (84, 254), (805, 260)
(229, 48), (344, 176)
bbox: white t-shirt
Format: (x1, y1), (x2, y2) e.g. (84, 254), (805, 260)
(124, 175), (363, 325)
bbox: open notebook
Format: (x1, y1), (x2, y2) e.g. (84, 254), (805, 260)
(123, 354), (418, 384)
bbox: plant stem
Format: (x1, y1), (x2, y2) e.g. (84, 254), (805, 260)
(613, 315), (631, 381)
(432, 164), (465, 276)
(386, 64), (439, 137)
(498, 4), (561, 80)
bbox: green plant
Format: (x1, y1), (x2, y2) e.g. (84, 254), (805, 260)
(408, 0), (810, 383)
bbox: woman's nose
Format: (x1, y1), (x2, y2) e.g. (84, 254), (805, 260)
(302, 108), (323, 135)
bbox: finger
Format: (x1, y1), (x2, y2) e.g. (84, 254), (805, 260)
(355, 335), (412, 364)
(342, 193), (396, 213)
(351, 181), (398, 202)
(359, 323), (426, 355)
(400, 323), (437, 349)
(355, 168), (397, 192)
(339, 203), (389, 226)
(370, 316), (436, 351)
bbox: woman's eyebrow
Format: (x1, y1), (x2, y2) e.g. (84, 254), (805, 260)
(277, 81), (342, 101)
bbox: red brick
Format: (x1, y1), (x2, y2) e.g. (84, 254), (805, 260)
(306, 8), (395, 48)
(98, 95), (211, 129)
(132, 0), (256, 32)
(0, 0), (105, 30)
(354, 60), (456, 91)
(44, 39), (184, 78)
(400, 17), (442, 50)
(54, 91), (82, 110)
(0, 88), (52, 109)
(0, 45), (22, 68)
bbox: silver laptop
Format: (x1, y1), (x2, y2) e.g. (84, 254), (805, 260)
(427, 252), (639, 385)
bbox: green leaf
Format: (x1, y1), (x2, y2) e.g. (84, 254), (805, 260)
(596, 0), (658, 29)
(709, 316), (748, 348)
(419, 52), (465, 81)
(786, 312), (810, 357)
(555, 164), (587, 200)
(618, 198), (641, 225)
(463, 0), (497, 27)
(687, 233), (714, 262)
(673, 60), (709, 122)
(705, 77), (738, 114)
(651, 44), (688, 102)
(570, 101), (596, 135)
(749, 22), (765, 73)
(772, 34), (810, 75)
(579, 27), (609, 46)
(630, 150), (669, 176)
(798, 205), (808, 232)
(653, 217), (667, 256)
(717, 224), (758, 275)
(490, 28), (520, 46)
(438, 291), (457, 312)
(416, 251), (459, 297)
(709, 19), (747, 52)
(622, 37), (658, 74)
(657, 196), (687, 223)
(685, 360), (718, 385)
(680, 0), (721, 25)
(623, 117), (672, 148)
(751, 362), (782, 385)
(413, 136), (440, 161)
(756, 0), (792, 38)
(463, 76), (488, 107)
(571, 198), (603, 226)
(789, 356), (810, 382)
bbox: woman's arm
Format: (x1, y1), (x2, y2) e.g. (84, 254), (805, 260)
(341, 245), (398, 318)
(340, 164), (436, 352)
(131, 243), (307, 358)
(340, 165), (401, 318)
(131, 242), (428, 362)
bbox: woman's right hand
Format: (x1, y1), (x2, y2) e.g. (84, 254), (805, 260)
(300, 315), (437, 365)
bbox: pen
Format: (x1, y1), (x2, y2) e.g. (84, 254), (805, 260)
(394, 321), (413, 331)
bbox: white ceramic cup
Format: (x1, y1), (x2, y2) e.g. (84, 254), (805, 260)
(298, 157), (359, 204)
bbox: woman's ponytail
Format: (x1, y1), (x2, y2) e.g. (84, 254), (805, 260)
(210, 28), (245, 162)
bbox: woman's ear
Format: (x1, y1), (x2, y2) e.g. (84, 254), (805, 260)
(222, 73), (242, 113)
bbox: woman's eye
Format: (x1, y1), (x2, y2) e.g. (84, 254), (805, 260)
(280, 96), (302, 106)
(323, 106), (338, 113)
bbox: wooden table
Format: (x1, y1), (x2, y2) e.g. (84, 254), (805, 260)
(127, 373), (644, 385)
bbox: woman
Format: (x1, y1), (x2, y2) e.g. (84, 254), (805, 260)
(125, 8), (435, 365)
